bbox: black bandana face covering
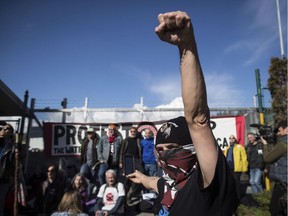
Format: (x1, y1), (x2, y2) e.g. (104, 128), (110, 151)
(157, 144), (197, 185)
(156, 144), (197, 210)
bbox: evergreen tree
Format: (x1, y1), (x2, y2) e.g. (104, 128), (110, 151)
(267, 57), (287, 125)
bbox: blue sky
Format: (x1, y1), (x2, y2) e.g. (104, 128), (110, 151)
(1, 0), (287, 110)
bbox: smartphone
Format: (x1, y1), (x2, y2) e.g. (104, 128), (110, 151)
(124, 155), (135, 175)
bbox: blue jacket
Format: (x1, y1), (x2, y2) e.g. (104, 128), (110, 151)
(140, 137), (156, 164)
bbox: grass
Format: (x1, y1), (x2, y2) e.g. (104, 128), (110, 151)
(236, 189), (272, 216)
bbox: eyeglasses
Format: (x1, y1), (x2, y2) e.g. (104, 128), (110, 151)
(130, 130), (136, 133)
(229, 137), (235, 139)
(0, 127), (12, 131)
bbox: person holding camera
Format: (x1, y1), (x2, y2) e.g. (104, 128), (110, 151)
(261, 120), (287, 216)
(246, 132), (265, 194)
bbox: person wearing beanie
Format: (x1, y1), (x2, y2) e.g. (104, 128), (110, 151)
(127, 11), (238, 216)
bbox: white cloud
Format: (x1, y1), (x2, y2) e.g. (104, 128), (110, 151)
(224, 0), (285, 65)
(152, 72), (248, 108)
(156, 97), (183, 108)
(205, 73), (247, 107)
(149, 75), (181, 103)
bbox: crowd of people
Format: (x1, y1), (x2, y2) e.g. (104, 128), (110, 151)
(0, 10), (287, 216)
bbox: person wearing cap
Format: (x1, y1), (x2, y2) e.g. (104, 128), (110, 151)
(261, 120), (287, 216)
(127, 11), (238, 215)
(80, 128), (100, 194)
(0, 122), (15, 215)
(97, 124), (122, 186)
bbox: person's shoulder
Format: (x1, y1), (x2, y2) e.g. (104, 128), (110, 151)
(116, 181), (124, 187)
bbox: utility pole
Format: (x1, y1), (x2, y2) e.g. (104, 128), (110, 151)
(255, 69), (270, 191)
(255, 69), (265, 125)
(276, 0), (285, 58)
(61, 98), (68, 123)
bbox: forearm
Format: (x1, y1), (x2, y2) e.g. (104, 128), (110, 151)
(140, 175), (159, 193)
(108, 196), (124, 214)
(179, 45), (209, 125)
(263, 144), (286, 163)
(179, 41), (217, 187)
(95, 197), (103, 211)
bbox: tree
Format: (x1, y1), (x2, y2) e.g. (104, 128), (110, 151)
(267, 57), (287, 126)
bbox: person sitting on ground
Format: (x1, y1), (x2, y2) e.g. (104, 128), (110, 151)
(51, 190), (89, 216)
(71, 174), (89, 209)
(35, 164), (65, 216)
(95, 169), (125, 216)
(127, 11), (238, 215)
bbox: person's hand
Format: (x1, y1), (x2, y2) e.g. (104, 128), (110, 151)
(155, 11), (195, 47)
(260, 136), (268, 145)
(126, 170), (146, 184)
(95, 210), (101, 216)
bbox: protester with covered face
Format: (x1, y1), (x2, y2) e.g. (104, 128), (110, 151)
(127, 11), (238, 215)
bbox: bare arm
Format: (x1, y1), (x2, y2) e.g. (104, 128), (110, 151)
(127, 170), (159, 193)
(155, 11), (217, 187)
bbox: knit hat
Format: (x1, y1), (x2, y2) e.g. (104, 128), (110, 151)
(155, 116), (193, 146)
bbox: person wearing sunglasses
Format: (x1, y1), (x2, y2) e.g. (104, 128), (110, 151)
(34, 164), (64, 216)
(127, 11), (238, 215)
(223, 135), (248, 201)
(0, 122), (15, 216)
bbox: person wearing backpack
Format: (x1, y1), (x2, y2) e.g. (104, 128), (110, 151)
(95, 169), (125, 216)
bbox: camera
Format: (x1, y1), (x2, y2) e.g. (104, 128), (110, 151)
(250, 124), (277, 144)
